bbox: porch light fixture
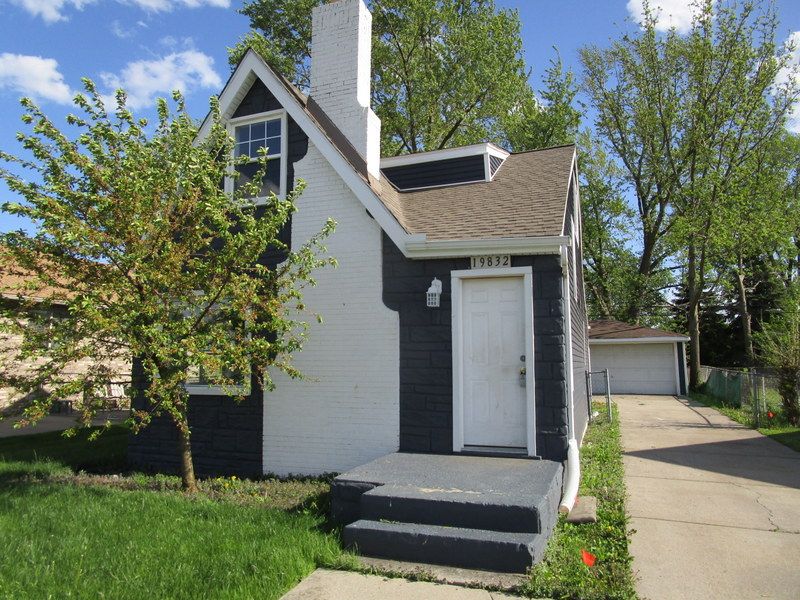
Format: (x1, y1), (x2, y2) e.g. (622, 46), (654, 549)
(426, 277), (442, 308)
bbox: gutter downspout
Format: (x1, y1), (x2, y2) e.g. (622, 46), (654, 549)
(559, 243), (580, 514)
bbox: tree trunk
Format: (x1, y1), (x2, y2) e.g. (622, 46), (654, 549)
(687, 243), (702, 390)
(734, 262), (755, 366)
(177, 422), (198, 493)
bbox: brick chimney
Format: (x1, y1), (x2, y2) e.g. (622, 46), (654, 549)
(310, 0), (381, 178)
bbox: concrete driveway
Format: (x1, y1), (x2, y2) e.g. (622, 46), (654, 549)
(616, 395), (800, 600)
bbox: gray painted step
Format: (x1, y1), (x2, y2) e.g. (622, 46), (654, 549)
(360, 484), (544, 533)
(343, 519), (549, 573)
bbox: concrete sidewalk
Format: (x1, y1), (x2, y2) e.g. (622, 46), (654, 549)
(616, 395), (800, 600)
(0, 410), (128, 438)
(279, 569), (523, 600)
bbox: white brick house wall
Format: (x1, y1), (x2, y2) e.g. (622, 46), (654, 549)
(262, 141), (400, 475)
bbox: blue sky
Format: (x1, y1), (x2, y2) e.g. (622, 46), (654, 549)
(1, 0), (799, 233)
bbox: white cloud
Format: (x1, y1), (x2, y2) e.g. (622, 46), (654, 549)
(9, 0), (95, 23)
(10, 0), (229, 23)
(110, 19), (135, 38)
(626, 0), (704, 34)
(99, 50), (222, 110)
(0, 53), (73, 104)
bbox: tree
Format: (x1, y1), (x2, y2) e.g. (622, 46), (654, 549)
(577, 131), (644, 321)
(230, 0), (535, 155)
(580, 9), (684, 323)
(669, 0), (797, 388)
(500, 54), (582, 152)
(582, 0), (799, 387)
(756, 284), (800, 425)
(0, 82), (335, 491)
(713, 133), (799, 365)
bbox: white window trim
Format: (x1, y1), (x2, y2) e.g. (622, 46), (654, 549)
(451, 266), (536, 457)
(225, 109), (289, 204)
(185, 362), (251, 396)
(185, 381), (251, 396)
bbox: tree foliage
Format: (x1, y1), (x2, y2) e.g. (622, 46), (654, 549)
(756, 284), (800, 425)
(0, 81), (335, 490)
(581, 0), (799, 387)
(231, 0), (567, 155)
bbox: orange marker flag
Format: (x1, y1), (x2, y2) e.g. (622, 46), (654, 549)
(581, 549), (597, 567)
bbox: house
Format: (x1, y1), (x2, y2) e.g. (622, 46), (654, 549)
(589, 319), (689, 396)
(127, 1), (589, 570)
(129, 0), (589, 478)
(0, 250), (131, 416)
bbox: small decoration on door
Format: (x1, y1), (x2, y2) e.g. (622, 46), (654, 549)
(426, 277), (442, 308)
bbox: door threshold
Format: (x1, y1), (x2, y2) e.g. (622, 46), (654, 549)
(459, 445), (534, 459)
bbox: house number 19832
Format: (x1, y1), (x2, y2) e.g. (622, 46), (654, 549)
(470, 255), (511, 269)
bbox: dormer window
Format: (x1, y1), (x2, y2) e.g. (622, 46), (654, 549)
(380, 142), (509, 191)
(226, 110), (288, 202)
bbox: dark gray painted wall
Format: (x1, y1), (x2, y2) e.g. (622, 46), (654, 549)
(382, 233), (571, 461)
(128, 78), (309, 477)
(127, 360), (265, 477)
(382, 155), (486, 190)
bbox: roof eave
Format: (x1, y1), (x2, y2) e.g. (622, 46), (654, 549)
(404, 236), (569, 259)
(589, 336), (690, 344)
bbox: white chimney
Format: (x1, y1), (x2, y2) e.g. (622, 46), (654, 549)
(310, 0), (381, 178)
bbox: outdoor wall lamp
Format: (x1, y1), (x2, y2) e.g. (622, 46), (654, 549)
(426, 277), (442, 308)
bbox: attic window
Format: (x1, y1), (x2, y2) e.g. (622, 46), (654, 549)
(227, 110), (288, 201)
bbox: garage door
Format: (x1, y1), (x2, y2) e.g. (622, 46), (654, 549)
(590, 343), (677, 395)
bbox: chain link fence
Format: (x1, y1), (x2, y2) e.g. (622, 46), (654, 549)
(698, 366), (782, 427)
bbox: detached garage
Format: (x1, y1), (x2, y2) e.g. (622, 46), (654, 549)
(589, 320), (689, 396)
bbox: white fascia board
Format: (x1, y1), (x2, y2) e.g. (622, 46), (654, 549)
(405, 236), (569, 259)
(589, 337), (690, 345)
(559, 148), (579, 236)
(380, 142), (509, 169)
(196, 50), (412, 256)
(486, 143), (510, 160)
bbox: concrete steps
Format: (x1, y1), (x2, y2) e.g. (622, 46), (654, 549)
(342, 519), (550, 573)
(331, 453), (564, 573)
(359, 484), (544, 533)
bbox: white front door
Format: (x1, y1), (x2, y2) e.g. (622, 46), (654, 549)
(461, 276), (527, 448)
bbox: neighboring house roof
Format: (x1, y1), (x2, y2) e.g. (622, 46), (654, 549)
(201, 50), (575, 258)
(588, 320), (689, 342)
(0, 249), (71, 305)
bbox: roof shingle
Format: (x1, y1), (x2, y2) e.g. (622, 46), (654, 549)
(588, 320), (688, 340)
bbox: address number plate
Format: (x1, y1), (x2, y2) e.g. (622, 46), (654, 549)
(470, 255), (511, 269)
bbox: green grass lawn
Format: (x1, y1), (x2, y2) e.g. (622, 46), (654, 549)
(0, 428), (352, 599)
(523, 406), (636, 600)
(690, 392), (800, 452)
(0, 416), (638, 599)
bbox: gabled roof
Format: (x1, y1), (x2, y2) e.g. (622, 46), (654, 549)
(588, 320), (689, 342)
(201, 49), (576, 259)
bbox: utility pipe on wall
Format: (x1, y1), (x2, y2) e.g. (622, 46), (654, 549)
(558, 243), (580, 515)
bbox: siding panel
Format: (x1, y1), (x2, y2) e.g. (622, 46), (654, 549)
(382, 155), (486, 190)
